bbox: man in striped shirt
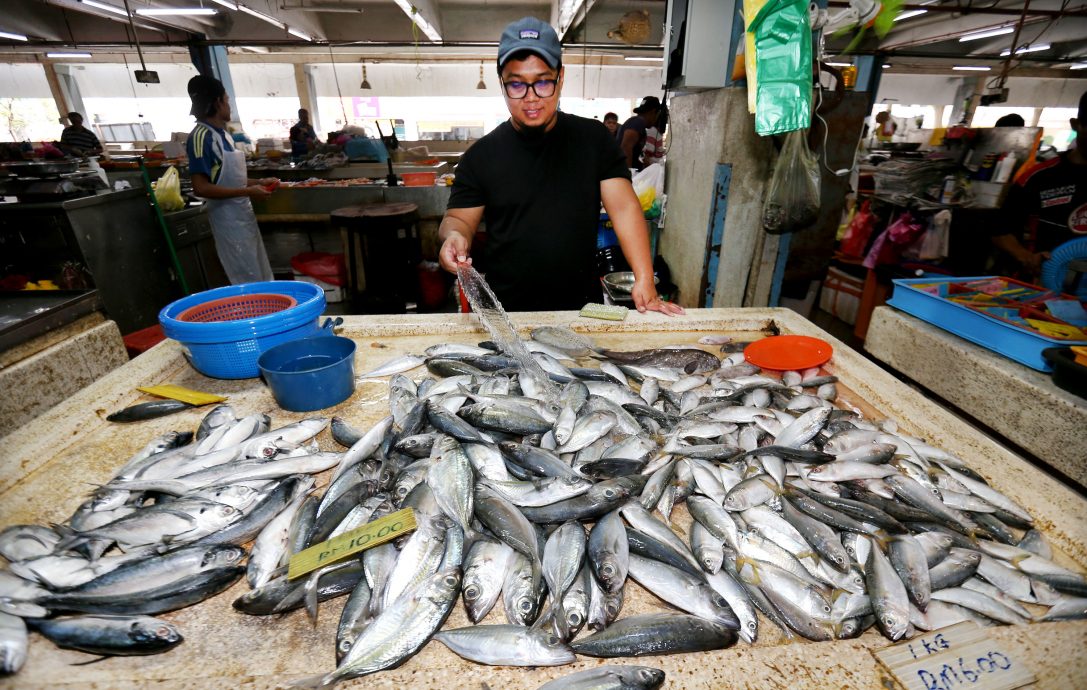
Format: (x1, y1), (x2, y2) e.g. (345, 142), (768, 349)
(59, 112), (102, 156)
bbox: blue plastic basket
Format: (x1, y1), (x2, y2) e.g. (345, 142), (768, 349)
(159, 281), (326, 379)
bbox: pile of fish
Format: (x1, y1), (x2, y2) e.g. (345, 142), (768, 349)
(2, 325), (1086, 690)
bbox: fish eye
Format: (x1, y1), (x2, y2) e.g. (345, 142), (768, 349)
(822, 604), (831, 613)
(464, 586), (479, 599)
(444, 576), (457, 587)
(568, 613), (582, 625)
(548, 635), (560, 645)
(520, 599), (533, 612)
(601, 564), (614, 577)
(604, 489), (615, 498)
(156, 626), (173, 638)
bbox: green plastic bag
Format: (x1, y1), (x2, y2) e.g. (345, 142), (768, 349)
(747, 0), (812, 136)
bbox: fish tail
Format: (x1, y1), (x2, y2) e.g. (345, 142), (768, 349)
(303, 572), (321, 625)
(287, 673), (332, 689)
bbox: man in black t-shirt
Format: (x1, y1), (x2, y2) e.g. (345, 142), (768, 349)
(617, 97), (661, 171)
(992, 91), (1087, 275)
(438, 17), (682, 315)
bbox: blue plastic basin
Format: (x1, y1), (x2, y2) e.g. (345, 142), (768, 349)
(258, 335), (356, 412)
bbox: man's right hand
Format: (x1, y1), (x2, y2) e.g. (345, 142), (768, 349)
(439, 233), (471, 274)
(246, 185), (271, 201)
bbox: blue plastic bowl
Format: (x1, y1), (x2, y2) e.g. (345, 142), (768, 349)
(159, 281), (326, 379)
(258, 335), (357, 412)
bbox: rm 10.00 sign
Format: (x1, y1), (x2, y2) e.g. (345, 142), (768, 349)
(288, 508), (416, 580)
(873, 621), (1034, 690)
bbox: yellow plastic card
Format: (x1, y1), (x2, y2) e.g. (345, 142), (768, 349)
(137, 385), (227, 406)
(1025, 319), (1086, 340)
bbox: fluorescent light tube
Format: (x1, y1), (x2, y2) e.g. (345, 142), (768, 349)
(0, 31), (28, 41)
(287, 26), (313, 41)
(81, 0), (128, 16)
(392, 0), (441, 42)
(826, 62), (853, 67)
(210, 0), (238, 8)
(136, 8), (217, 16)
(959, 26), (1014, 42)
(1070, 63), (1087, 70)
(894, 9), (927, 21)
(237, 3), (286, 29)
(953, 65), (992, 71)
(47, 52), (93, 58)
(624, 56), (663, 62)
(999, 43), (1050, 56)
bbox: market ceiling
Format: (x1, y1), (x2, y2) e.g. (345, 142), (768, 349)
(0, 0), (1085, 76)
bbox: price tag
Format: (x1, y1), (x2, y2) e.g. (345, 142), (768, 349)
(872, 621), (1035, 690)
(287, 508), (416, 580)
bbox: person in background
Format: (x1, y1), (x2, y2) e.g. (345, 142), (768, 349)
(59, 112), (103, 157)
(991, 90), (1087, 276)
(642, 103), (668, 167)
(874, 110), (897, 143)
(438, 17), (681, 315)
(603, 112), (619, 137)
(994, 113), (1026, 127)
(185, 74), (278, 284)
(290, 108), (317, 160)
(617, 96), (661, 171)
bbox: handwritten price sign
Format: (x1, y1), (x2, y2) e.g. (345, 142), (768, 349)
(287, 508), (416, 580)
(873, 621), (1035, 690)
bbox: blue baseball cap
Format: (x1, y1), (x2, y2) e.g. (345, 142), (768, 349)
(498, 17), (562, 70)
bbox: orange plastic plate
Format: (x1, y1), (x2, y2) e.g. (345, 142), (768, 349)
(744, 335), (833, 371)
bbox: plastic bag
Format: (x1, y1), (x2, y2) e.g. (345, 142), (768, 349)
(747, 0), (813, 135)
(153, 166), (184, 212)
(918, 209), (952, 261)
(290, 252), (346, 286)
(762, 129), (820, 235)
(840, 200), (876, 258)
(632, 163), (665, 211)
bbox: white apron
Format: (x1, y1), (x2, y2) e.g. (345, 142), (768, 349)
(206, 147), (274, 284)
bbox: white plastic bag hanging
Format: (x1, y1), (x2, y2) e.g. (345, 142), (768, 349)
(918, 209), (952, 261)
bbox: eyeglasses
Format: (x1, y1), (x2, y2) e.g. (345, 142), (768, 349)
(502, 79), (558, 99)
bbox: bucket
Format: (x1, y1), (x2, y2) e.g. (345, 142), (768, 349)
(258, 332), (356, 412)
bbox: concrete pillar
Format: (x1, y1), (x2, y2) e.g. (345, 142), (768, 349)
(42, 63), (71, 125)
(53, 65), (88, 121)
(662, 87), (774, 308)
(188, 45), (240, 121)
(965, 77), (986, 126)
(1029, 107), (1041, 127)
(298, 64), (321, 133)
(934, 104), (948, 128)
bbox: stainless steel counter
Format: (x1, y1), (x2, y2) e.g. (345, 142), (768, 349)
(0, 188), (182, 334)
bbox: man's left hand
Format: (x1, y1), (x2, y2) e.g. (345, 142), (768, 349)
(631, 280), (685, 316)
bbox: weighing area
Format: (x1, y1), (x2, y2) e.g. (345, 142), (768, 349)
(1, 1), (1086, 688)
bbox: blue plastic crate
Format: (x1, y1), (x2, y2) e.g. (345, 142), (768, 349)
(886, 276), (1087, 372)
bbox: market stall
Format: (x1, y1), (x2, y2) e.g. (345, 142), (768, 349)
(2, 308), (1085, 688)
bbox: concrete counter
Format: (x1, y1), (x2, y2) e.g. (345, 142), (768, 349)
(865, 306), (1087, 490)
(2, 308), (1085, 688)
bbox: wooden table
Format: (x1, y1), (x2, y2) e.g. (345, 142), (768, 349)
(3, 308), (1085, 689)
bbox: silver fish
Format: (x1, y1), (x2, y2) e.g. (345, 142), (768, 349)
(537, 665), (665, 690)
(357, 354), (425, 380)
(462, 540), (515, 623)
(0, 611), (28, 675)
(436, 624), (574, 666)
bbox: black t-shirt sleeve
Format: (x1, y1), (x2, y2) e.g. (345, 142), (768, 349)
(596, 123), (632, 182)
(448, 145), (487, 209)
